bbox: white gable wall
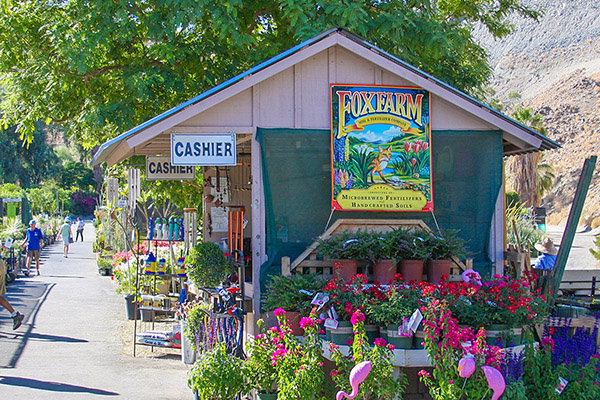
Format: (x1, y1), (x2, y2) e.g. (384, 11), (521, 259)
(167, 44), (497, 133)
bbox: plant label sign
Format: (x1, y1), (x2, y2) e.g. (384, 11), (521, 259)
(555, 376), (568, 394)
(330, 85), (433, 212)
(324, 318), (339, 330)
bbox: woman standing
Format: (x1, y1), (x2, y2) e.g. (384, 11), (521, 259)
(60, 217), (72, 258)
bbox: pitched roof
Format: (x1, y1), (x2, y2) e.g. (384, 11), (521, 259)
(91, 27), (559, 166)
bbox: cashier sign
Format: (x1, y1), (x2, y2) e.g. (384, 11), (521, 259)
(171, 133), (237, 166)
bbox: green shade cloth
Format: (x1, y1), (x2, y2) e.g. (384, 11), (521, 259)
(256, 127), (502, 281)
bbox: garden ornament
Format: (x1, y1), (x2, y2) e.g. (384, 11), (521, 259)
(457, 355), (476, 378)
(461, 269), (482, 286)
(336, 361), (372, 400)
(480, 366), (506, 400)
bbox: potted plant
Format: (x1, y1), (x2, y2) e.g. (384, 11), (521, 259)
(271, 311), (326, 400)
(317, 230), (372, 280)
(426, 229), (467, 283)
(366, 285), (420, 349)
(186, 242), (230, 288)
(187, 343), (245, 400)
(392, 228), (430, 283)
(329, 309), (407, 399)
(323, 275), (369, 345)
(243, 319), (279, 399)
(262, 273), (326, 336)
(364, 231), (398, 284)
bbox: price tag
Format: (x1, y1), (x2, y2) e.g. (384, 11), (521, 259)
(555, 376), (568, 394)
(408, 309), (424, 333)
(4, 237), (13, 248)
(324, 318), (339, 330)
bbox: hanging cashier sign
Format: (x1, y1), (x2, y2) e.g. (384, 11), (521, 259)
(171, 133), (237, 166)
(331, 85), (433, 212)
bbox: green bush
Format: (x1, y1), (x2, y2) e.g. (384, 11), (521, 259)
(186, 242), (230, 288)
(262, 273), (327, 314)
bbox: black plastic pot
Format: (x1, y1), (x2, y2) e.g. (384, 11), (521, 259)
(124, 294), (139, 320)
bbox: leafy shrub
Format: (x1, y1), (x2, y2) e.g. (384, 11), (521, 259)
(186, 242), (230, 288)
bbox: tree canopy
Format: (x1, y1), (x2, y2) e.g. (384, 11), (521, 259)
(0, 0), (540, 148)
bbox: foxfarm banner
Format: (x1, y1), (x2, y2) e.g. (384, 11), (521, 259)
(331, 85), (433, 212)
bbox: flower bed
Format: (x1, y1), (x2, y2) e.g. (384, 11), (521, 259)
(183, 272), (600, 399)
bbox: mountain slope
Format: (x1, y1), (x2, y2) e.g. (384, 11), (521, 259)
(475, 0), (600, 227)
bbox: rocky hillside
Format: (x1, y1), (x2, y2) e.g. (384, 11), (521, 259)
(475, 0), (600, 228)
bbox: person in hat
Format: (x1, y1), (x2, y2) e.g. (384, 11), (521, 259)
(59, 217), (73, 258)
(20, 220), (45, 276)
(533, 237), (558, 273)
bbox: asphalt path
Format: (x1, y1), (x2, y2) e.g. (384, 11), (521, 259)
(0, 222), (190, 399)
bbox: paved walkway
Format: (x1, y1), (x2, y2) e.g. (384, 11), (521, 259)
(0, 222), (191, 399)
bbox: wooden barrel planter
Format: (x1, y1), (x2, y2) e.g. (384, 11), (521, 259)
(386, 323), (413, 349)
(327, 320), (354, 345)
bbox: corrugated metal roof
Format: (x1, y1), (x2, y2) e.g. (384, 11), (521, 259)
(91, 27), (559, 166)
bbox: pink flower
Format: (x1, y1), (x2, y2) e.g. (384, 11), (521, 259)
(374, 337), (387, 347)
(418, 370), (431, 378)
(299, 317), (314, 329)
(330, 370), (339, 376)
(386, 344), (395, 351)
(350, 310), (365, 325)
(346, 338), (354, 346)
(273, 308), (286, 317)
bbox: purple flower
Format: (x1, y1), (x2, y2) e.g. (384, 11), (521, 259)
(273, 308), (286, 317)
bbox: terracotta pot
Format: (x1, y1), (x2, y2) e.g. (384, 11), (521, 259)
(332, 259), (358, 281)
(399, 259), (424, 283)
(284, 311), (304, 336)
(427, 259), (452, 283)
(372, 259), (397, 284)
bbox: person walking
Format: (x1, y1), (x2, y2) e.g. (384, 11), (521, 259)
(20, 220), (44, 276)
(59, 217), (72, 258)
(0, 247), (25, 329)
(75, 217), (85, 242)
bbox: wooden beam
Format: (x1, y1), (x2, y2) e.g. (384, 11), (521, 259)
(551, 156), (597, 301)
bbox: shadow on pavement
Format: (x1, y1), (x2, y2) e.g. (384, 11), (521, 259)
(0, 376), (119, 395)
(25, 332), (88, 343)
(0, 282), (55, 368)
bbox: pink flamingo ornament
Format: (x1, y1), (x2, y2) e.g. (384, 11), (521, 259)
(458, 356), (476, 378)
(335, 361), (372, 400)
(481, 366), (506, 400)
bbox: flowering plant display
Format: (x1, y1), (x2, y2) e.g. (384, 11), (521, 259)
(317, 230), (375, 261)
(270, 309), (327, 400)
(391, 228), (431, 260)
(329, 310), (407, 400)
(426, 229), (467, 260)
(243, 319), (281, 394)
(323, 275), (369, 321)
(419, 299), (505, 400)
(366, 284), (420, 326)
(262, 273), (327, 314)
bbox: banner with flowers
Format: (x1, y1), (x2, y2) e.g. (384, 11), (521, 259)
(331, 85), (432, 212)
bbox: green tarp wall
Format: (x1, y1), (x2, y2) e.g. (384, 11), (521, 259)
(256, 127), (503, 283)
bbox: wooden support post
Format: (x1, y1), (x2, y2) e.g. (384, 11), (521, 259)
(551, 156), (597, 303)
(281, 256), (291, 277)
